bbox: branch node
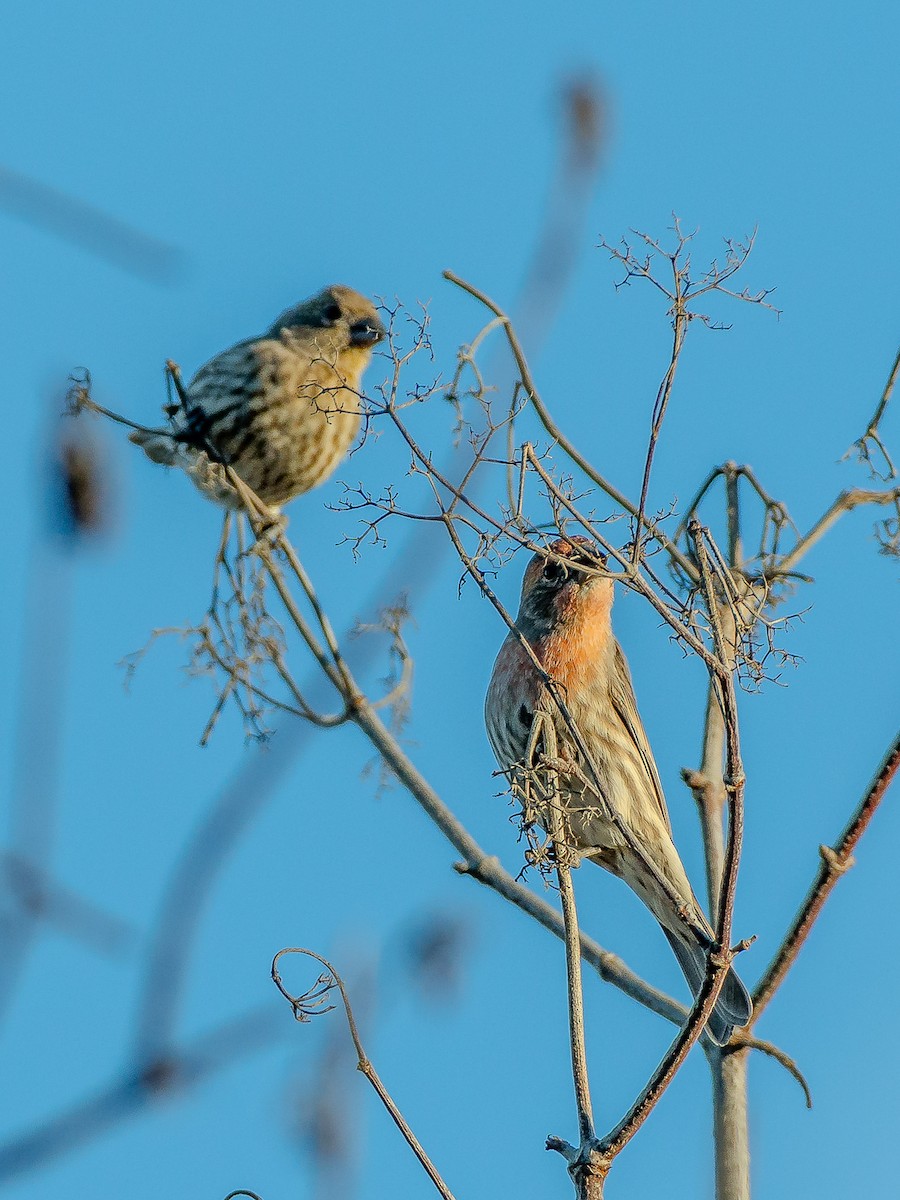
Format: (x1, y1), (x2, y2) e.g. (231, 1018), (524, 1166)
(452, 854), (501, 878)
(546, 1135), (578, 1163)
(732, 934), (757, 955)
(680, 767), (704, 789)
(819, 844), (854, 875)
(731, 1034), (814, 1109)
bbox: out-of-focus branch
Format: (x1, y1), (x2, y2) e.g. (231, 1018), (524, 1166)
(1, 416), (116, 1024)
(0, 1007), (285, 1184)
(132, 730), (305, 1066)
(0, 164), (184, 283)
(1, 853), (132, 956)
(272, 947), (456, 1200)
(513, 74), (607, 358)
(751, 729), (900, 1021)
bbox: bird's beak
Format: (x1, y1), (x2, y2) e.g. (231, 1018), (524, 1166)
(570, 546), (607, 572)
(349, 316), (386, 347)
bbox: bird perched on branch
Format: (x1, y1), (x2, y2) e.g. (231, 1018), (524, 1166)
(485, 536), (752, 1044)
(130, 285), (385, 510)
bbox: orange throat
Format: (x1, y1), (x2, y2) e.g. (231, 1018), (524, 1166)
(537, 581), (614, 694)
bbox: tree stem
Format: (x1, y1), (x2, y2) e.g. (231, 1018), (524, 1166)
(712, 1049), (751, 1200)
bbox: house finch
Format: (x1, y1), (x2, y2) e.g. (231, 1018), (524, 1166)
(130, 285), (385, 510)
(485, 537), (752, 1044)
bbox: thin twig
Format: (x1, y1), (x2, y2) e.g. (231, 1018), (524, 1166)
(728, 1033), (812, 1109)
(442, 270), (700, 581)
(272, 948), (456, 1200)
(530, 712), (596, 1141)
(752, 729), (900, 1020)
(690, 524), (745, 954)
(681, 494), (752, 1200)
(844, 345), (900, 480)
(529, 708), (611, 1198)
(632, 285), (688, 566)
(598, 522), (749, 1160)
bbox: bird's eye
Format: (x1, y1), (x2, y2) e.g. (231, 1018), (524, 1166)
(323, 302), (342, 323)
(542, 560), (565, 584)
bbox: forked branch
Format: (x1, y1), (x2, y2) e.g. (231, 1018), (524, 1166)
(844, 345), (900, 481)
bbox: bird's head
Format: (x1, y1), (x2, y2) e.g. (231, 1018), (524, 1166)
(516, 536), (613, 641)
(269, 285), (386, 361)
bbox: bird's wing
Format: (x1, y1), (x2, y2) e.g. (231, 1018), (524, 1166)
(608, 638), (673, 836)
(184, 339), (271, 424)
(485, 636), (535, 770)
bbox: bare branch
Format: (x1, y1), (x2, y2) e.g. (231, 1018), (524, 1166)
(527, 707), (611, 1199)
(776, 486), (900, 575)
(632, 261), (689, 566)
(599, 521), (751, 1161)
(442, 269), (700, 581)
(728, 1034), (812, 1109)
(1, 854), (132, 957)
(272, 948), (457, 1200)
(752, 729), (900, 1020)
(844, 345), (900, 481)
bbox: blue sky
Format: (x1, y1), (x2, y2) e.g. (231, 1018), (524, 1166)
(2, 3), (898, 1198)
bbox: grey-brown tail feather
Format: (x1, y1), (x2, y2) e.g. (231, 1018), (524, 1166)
(129, 428), (181, 465)
(661, 926), (752, 1046)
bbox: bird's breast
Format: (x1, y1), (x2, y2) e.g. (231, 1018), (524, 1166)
(539, 615), (612, 698)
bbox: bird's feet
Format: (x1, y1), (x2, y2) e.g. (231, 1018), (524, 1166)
(250, 507), (289, 547)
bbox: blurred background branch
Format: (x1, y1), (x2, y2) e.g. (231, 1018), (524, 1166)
(0, 165), (184, 283)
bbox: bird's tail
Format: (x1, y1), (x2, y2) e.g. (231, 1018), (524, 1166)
(129, 427), (181, 466)
(660, 924), (752, 1046)
(609, 848), (752, 1044)
(129, 428), (239, 507)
